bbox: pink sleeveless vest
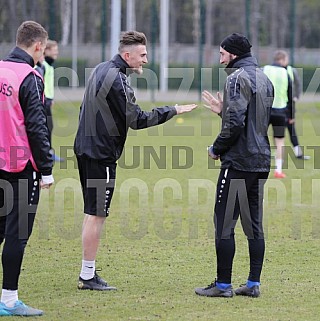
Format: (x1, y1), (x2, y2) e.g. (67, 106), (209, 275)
(0, 60), (43, 172)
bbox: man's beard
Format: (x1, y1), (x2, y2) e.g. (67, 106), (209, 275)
(229, 54), (235, 63)
(133, 67), (143, 75)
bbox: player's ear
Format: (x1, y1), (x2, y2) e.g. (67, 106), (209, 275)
(34, 41), (42, 52)
(123, 51), (130, 62)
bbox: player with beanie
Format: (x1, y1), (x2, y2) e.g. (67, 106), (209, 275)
(195, 33), (274, 298)
(220, 32), (252, 56)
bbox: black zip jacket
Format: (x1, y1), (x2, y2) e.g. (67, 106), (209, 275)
(213, 53), (274, 172)
(74, 54), (177, 162)
(3, 47), (53, 175)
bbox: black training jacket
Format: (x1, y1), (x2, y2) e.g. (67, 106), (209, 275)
(3, 47), (53, 176)
(74, 54), (177, 162)
(213, 53), (274, 172)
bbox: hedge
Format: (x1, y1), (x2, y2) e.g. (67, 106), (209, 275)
(53, 60), (320, 93)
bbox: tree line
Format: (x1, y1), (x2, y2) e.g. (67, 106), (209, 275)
(0, 0), (320, 49)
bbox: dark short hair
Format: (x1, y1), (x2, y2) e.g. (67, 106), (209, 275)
(16, 21), (48, 48)
(118, 31), (147, 52)
(45, 39), (58, 50)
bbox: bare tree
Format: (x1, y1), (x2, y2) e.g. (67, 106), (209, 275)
(270, 0), (278, 49)
(78, 0), (85, 43)
(8, 1), (18, 42)
(251, 0), (261, 51)
(193, 0), (200, 44)
(170, 0), (176, 43)
(126, 0), (136, 30)
(204, 0), (214, 65)
(0, 0), (320, 49)
(278, 2), (289, 48)
(60, 0), (72, 45)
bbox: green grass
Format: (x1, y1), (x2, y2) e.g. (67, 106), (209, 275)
(5, 101), (320, 320)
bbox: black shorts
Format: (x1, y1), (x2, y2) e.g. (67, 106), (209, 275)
(77, 156), (116, 217)
(0, 161), (41, 241)
(269, 108), (287, 138)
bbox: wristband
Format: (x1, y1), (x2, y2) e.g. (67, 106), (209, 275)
(41, 174), (54, 185)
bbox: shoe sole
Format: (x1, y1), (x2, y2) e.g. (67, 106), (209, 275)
(78, 283), (117, 291)
(235, 289), (260, 298)
(195, 290), (233, 298)
(78, 285), (117, 291)
(0, 312), (43, 316)
(235, 292), (260, 298)
(0, 308), (43, 316)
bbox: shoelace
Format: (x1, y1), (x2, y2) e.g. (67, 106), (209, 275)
(205, 280), (217, 289)
(94, 269), (107, 285)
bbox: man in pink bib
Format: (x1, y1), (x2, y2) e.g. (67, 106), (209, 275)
(0, 21), (54, 317)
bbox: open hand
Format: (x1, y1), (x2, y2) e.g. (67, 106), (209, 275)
(175, 104), (198, 115)
(202, 90), (223, 114)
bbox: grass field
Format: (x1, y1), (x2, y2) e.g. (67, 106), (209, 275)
(5, 100), (320, 320)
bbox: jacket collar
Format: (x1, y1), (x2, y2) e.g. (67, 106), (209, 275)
(224, 53), (257, 75)
(5, 47), (35, 67)
(271, 62), (285, 68)
(45, 56), (55, 66)
(111, 54), (134, 75)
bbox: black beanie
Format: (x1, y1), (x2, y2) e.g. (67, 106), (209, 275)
(220, 33), (252, 56)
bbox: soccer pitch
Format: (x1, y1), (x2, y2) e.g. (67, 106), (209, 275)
(11, 100), (320, 320)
